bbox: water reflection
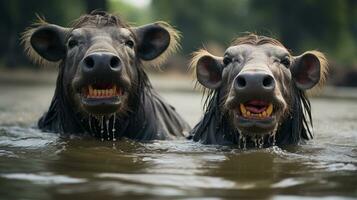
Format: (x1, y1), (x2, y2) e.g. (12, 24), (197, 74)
(0, 84), (356, 199)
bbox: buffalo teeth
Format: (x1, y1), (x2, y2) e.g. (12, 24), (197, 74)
(239, 103), (274, 119)
(93, 89), (98, 96)
(240, 104), (247, 114)
(262, 111), (267, 117)
(89, 85), (94, 95)
(86, 85), (121, 98)
(266, 104), (273, 116)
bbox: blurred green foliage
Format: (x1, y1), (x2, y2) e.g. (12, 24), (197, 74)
(0, 0), (94, 67)
(150, 0), (357, 65)
(0, 0), (356, 68)
(249, 0), (357, 65)
(108, 0), (153, 25)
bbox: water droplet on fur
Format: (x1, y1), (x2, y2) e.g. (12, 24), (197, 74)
(106, 119), (110, 140)
(269, 124), (278, 146)
(258, 136), (264, 148)
(239, 134), (247, 150)
(112, 114), (116, 142)
(100, 116), (104, 141)
(215, 125), (219, 131)
(88, 115), (93, 135)
(270, 134), (276, 146)
(253, 137), (258, 148)
(242, 136), (247, 150)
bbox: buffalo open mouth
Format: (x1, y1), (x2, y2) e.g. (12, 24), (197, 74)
(80, 83), (125, 115)
(239, 100), (273, 120)
(234, 100), (277, 134)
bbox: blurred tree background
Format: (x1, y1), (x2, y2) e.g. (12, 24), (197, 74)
(0, 0), (356, 85)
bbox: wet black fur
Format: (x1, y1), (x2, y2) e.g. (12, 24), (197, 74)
(39, 59), (190, 140)
(37, 12), (190, 140)
(188, 85), (313, 147)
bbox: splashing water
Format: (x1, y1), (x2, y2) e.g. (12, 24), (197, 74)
(239, 133), (276, 149)
(86, 114), (118, 142)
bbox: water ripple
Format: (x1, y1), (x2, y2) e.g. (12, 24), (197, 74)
(1, 172), (86, 185)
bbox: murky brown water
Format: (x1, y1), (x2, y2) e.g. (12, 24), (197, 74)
(0, 83), (356, 200)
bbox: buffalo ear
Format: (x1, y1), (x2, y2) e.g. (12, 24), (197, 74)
(133, 22), (180, 66)
(191, 50), (223, 89)
(291, 51), (327, 90)
(28, 24), (68, 62)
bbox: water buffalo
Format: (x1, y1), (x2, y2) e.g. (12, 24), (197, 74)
(189, 34), (328, 148)
(23, 11), (190, 141)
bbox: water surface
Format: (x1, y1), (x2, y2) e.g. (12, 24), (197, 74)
(0, 83), (356, 200)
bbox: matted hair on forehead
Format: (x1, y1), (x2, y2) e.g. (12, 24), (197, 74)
(231, 33), (286, 48)
(71, 10), (130, 29)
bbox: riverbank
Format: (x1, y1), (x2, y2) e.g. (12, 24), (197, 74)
(1, 69), (357, 99)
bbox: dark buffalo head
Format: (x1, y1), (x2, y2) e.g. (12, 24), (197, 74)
(191, 34), (328, 145)
(23, 11), (179, 117)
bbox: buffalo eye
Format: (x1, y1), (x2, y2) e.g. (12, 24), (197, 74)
(68, 39), (78, 49)
(223, 56), (232, 66)
(125, 40), (134, 48)
(280, 57), (291, 68)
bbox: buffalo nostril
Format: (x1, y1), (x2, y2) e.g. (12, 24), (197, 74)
(262, 75), (275, 88)
(84, 56), (95, 69)
(110, 56), (121, 68)
(236, 76), (247, 88)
